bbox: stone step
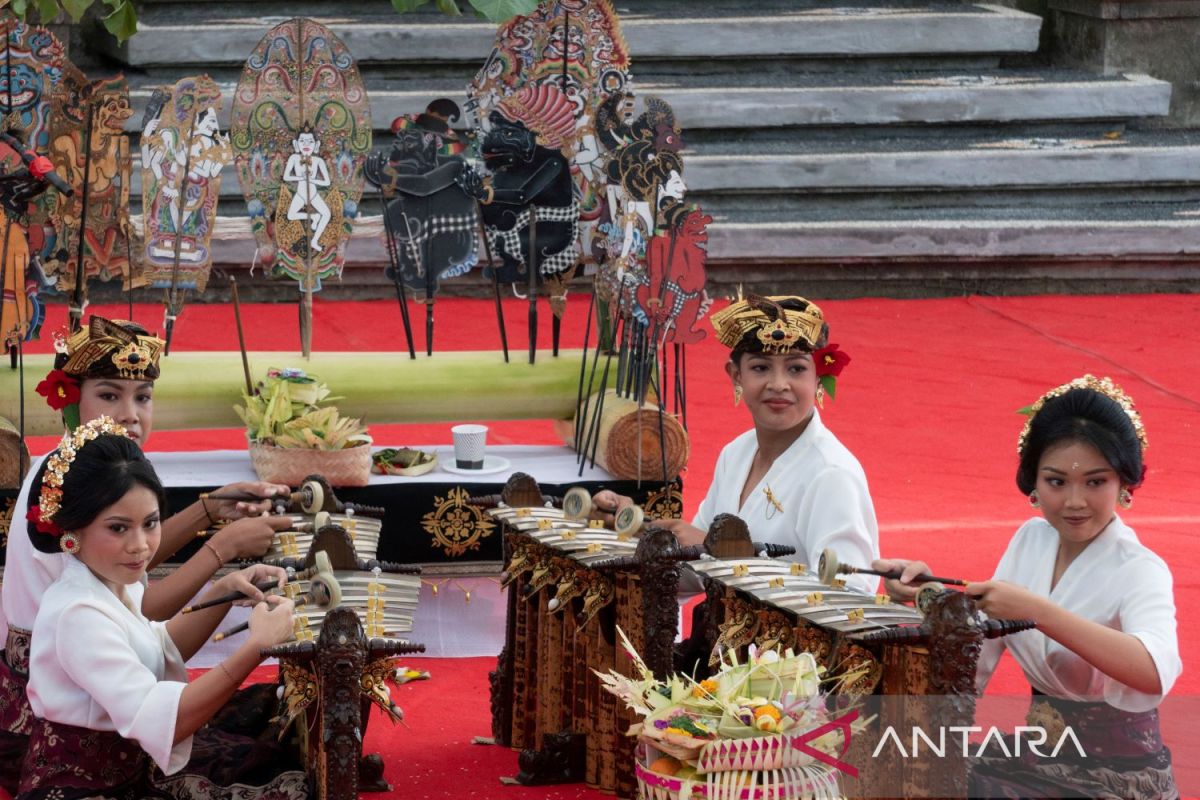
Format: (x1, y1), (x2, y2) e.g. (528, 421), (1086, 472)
(154, 208), (1200, 273)
(692, 188), (1200, 222)
(119, 70), (1170, 139)
(99, 2), (1041, 67)
(684, 138), (1200, 194)
(127, 131), (1200, 204)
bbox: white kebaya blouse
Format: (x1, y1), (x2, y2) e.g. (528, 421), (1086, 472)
(693, 409), (880, 594)
(27, 557), (191, 773)
(975, 515), (1181, 712)
(1, 456), (63, 638)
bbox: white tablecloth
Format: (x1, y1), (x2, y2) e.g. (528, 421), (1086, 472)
(146, 444), (614, 486)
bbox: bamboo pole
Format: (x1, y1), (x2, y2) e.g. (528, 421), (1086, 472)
(3, 350), (586, 435)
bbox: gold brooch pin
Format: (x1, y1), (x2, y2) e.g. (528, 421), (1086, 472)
(763, 485), (783, 519)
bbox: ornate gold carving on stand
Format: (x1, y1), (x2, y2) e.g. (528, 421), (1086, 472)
(712, 592), (760, 666)
(422, 486), (496, 557)
(753, 609), (796, 653)
(0, 497), (14, 550)
(834, 642), (883, 696)
(579, 573), (615, 624)
(277, 659), (320, 730)
(793, 622), (834, 666)
(362, 658), (403, 722)
(643, 479), (683, 520)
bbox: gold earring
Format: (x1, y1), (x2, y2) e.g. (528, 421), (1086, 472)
(59, 532), (80, 554)
(815, 384), (826, 409)
(733, 384), (743, 406)
(1028, 491), (1040, 509)
(1119, 488), (1133, 509)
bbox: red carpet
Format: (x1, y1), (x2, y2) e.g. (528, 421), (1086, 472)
(11, 293), (1200, 798)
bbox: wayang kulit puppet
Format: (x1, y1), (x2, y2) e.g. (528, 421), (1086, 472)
(468, 0), (631, 358)
(231, 17), (371, 357)
(593, 90), (711, 344)
(637, 207), (713, 346)
(457, 110), (578, 364)
(364, 104), (479, 357)
(572, 91), (712, 483)
(140, 75), (232, 352)
(45, 70), (137, 331)
(1, 20), (71, 283)
(0, 130), (72, 367)
(1, 20), (74, 355)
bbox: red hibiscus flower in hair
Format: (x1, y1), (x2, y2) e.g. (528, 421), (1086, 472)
(26, 505), (61, 536)
(35, 369), (80, 411)
(812, 344), (850, 406)
(813, 344), (850, 377)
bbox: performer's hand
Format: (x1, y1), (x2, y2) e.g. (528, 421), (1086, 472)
(210, 481), (292, 519)
(965, 580), (1049, 622)
(651, 518), (706, 547)
(247, 595), (296, 648)
(874, 558), (930, 604)
(591, 489), (634, 527)
(212, 514), (294, 560)
(214, 564), (289, 606)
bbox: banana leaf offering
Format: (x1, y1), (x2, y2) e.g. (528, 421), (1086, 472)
(236, 367), (371, 451)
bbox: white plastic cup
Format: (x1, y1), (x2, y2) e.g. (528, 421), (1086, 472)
(451, 424), (488, 469)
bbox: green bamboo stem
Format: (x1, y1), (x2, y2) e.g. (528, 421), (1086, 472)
(2, 350), (585, 436)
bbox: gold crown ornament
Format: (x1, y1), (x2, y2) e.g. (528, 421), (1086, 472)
(59, 317), (164, 381)
(1017, 374), (1148, 456)
(710, 296), (826, 354)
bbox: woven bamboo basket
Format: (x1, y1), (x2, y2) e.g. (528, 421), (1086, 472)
(248, 442), (372, 487)
(635, 739), (843, 800)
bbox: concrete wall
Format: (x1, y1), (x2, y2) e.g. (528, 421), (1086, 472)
(1048, 0), (1200, 127)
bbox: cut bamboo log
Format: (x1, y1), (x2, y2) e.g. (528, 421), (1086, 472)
(0, 416), (30, 489)
(562, 390), (689, 481)
(1, 350), (585, 436)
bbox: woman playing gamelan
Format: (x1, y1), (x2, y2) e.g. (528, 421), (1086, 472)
(0, 316), (292, 792)
(20, 419), (307, 799)
(595, 295), (879, 592)
(880, 375), (1180, 797)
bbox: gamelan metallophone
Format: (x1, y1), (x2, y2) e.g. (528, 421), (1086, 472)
(691, 515), (1033, 798)
(484, 474), (693, 797)
(262, 525), (425, 800)
(266, 524), (420, 641)
(260, 476), (385, 562)
(488, 476), (1033, 799)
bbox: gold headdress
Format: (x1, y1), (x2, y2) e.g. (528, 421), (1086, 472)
(35, 417), (129, 549)
(1017, 374), (1148, 456)
(58, 316), (164, 381)
(710, 296), (826, 355)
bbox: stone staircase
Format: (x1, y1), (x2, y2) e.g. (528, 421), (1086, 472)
(75, 0), (1200, 298)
